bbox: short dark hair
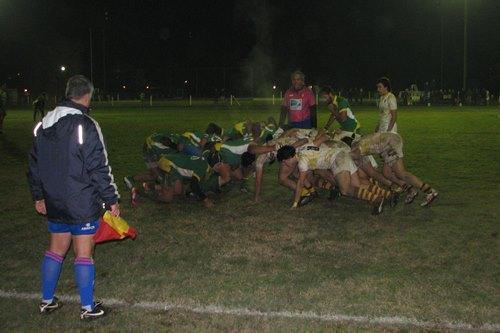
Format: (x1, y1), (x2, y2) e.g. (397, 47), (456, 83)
(277, 145), (296, 162)
(205, 122), (222, 136)
(341, 135), (354, 147)
(65, 75), (94, 99)
(376, 77), (391, 91)
(321, 85), (334, 94)
(206, 151), (222, 168)
(241, 152), (256, 168)
(291, 70), (305, 80)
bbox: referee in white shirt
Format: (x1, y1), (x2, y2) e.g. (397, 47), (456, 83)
(375, 77), (398, 133)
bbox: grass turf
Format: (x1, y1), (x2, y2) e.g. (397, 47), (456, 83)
(0, 103), (498, 331)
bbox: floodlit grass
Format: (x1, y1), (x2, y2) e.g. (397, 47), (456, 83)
(0, 103), (498, 331)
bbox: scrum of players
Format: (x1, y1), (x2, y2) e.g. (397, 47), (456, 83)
(123, 86), (438, 215)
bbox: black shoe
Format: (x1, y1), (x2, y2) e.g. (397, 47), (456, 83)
(299, 194), (314, 206)
(329, 187), (341, 201)
(39, 297), (61, 314)
(405, 189), (418, 204)
(80, 301), (106, 320)
(389, 191), (400, 208)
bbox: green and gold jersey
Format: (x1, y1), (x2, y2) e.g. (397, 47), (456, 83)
(329, 94), (360, 132)
(144, 133), (176, 162)
(158, 152), (211, 181)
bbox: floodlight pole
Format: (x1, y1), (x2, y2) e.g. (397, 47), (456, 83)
(103, 28), (107, 95)
(462, 0), (468, 91)
(440, 1), (444, 90)
(89, 28), (94, 83)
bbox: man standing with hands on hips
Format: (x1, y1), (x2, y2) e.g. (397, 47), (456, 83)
(279, 70), (317, 129)
(28, 75), (120, 320)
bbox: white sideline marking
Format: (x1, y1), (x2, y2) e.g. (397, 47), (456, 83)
(1, 290), (498, 331)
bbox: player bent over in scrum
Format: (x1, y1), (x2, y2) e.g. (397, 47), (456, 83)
(242, 128), (323, 202)
(350, 132), (438, 206)
(277, 140), (394, 214)
(337, 133), (406, 192)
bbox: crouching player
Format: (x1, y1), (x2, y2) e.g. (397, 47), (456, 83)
(152, 152), (218, 208)
(277, 140), (393, 214)
(321, 86), (360, 139)
(350, 132), (438, 206)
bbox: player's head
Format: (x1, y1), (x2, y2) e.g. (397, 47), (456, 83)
(264, 134), (274, 143)
(320, 85), (335, 103)
(160, 136), (177, 150)
(277, 145), (296, 162)
(290, 70), (305, 90)
(205, 122), (223, 136)
(341, 134), (354, 147)
(241, 152), (256, 169)
(376, 77), (391, 95)
(66, 75), (94, 106)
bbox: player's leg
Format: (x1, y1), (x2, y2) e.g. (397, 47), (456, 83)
(278, 161), (298, 191)
(39, 228), (71, 314)
(72, 224), (105, 320)
(213, 162), (232, 187)
(0, 112), (6, 133)
(230, 166), (249, 192)
(157, 184), (175, 202)
(124, 168), (159, 207)
(190, 177), (214, 208)
(392, 159), (438, 206)
(335, 153), (384, 214)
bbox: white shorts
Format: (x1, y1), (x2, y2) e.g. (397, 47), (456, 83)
(332, 151), (357, 175)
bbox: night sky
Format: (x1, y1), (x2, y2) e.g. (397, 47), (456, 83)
(0, 0), (498, 95)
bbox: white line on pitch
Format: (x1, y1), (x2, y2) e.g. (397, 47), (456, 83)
(1, 290), (498, 331)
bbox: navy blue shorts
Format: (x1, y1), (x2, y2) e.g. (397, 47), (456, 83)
(48, 219), (99, 236)
(289, 119), (312, 129)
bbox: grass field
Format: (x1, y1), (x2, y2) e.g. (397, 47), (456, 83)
(0, 102), (499, 331)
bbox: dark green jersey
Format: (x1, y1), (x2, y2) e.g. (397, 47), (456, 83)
(144, 133), (175, 162)
(158, 152), (211, 181)
(330, 95), (360, 132)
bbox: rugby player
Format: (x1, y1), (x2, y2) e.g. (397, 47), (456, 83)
(350, 132), (438, 206)
(277, 140), (393, 214)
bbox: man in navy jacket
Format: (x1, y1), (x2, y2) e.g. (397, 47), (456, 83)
(28, 75), (119, 320)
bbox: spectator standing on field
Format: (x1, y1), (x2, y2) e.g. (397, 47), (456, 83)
(0, 83), (7, 133)
(33, 92), (47, 121)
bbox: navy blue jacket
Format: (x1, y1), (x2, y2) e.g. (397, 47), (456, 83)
(27, 100), (119, 224)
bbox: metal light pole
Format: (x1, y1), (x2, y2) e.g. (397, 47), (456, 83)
(89, 28), (93, 83)
(440, 1), (444, 90)
(462, 0), (468, 91)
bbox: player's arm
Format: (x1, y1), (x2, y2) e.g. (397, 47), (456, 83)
(337, 109), (348, 122)
(323, 102), (337, 130)
(279, 105), (288, 128)
(387, 95), (398, 132)
(313, 133), (330, 146)
(292, 138), (308, 148)
(310, 104), (318, 128)
(27, 136), (46, 215)
(292, 171), (308, 208)
(387, 109), (397, 132)
(82, 121), (120, 214)
(254, 166), (264, 202)
(248, 143), (275, 155)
